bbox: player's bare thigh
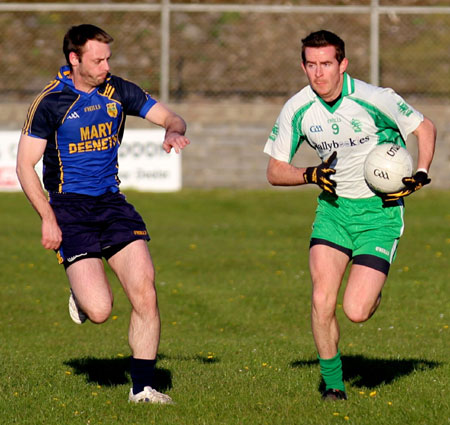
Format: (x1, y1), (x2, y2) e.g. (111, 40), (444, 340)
(66, 257), (113, 323)
(107, 240), (157, 312)
(343, 264), (387, 323)
(309, 244), (350, 312)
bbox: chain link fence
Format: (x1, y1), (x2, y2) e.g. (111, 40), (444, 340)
(0, 2), (449, 103)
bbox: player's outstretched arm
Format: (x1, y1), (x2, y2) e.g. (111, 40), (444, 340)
(145, 103), (190, 153)
(16, 134), (62, 250)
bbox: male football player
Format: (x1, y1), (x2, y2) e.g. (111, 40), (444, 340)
(264, 30), (436, 400)
(17, 24), (190, 404)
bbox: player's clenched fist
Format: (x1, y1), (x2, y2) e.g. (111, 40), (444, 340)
(381, 170), (431, 202)
(303, 151), (337, 195)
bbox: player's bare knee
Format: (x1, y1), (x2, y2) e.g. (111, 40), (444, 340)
(343, 291), (381, 323)
(312, 301), (337, 326)
(346, 311), (370, 323)
(88, 309), (111, 324)
(86, 301), (113, 324)
(343, 303), (372, 323)
(137, 297), (159, 318)
(312, 288), (336, 314)
(131, 285), (158, 316)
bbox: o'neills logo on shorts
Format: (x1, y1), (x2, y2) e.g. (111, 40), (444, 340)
(375, 246), (390, 256)
(134, 230), (147, 236)
(67, 253), (88, 263)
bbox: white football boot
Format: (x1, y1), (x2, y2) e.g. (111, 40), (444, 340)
(68, 289), (87, 324)
(128, 386), (173, 404)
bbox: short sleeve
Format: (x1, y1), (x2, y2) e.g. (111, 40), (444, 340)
(263, 102), (296, 163)
(371, 88), (423, 140)
(110, 76), (157, 118)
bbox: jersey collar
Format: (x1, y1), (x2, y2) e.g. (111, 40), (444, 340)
(315, 72), (354, 113)
(57, 65), (73, 87)
(56, 65), (112, 96)
(342, 72), (355, 96)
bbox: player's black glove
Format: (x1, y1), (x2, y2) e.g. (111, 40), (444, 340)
(303, 151), (337, 195)
(381, 171), (431, 202)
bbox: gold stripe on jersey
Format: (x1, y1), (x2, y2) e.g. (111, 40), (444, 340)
(55, 133), (64, 193)
(23, 79), (60, 134)
(103, 84), (115, 99)
(58, 69), (71, 80)
(61, 94), (81, 123)
(98, 90), (126, 147)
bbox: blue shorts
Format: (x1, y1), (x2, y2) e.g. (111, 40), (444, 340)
(50, 191), (150, 268)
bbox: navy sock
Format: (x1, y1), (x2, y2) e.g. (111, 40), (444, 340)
(130, 357), (156, 395)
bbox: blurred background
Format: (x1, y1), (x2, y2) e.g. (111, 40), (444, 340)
(1, 0), (449, 189)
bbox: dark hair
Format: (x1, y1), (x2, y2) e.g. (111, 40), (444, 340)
(301, 30), (345, 64)
(63, 24), (114, 69)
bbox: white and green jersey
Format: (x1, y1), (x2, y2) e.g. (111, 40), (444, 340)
(264, 73), (423, 198)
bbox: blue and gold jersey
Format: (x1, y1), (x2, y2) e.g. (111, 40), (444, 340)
(22, 65), (157, 196)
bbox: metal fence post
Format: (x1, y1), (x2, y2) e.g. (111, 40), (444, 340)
(160, 0), (170, 103)
(370, 0), (380, 86)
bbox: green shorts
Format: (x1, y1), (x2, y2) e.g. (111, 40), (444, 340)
(310, 193), (405, 274)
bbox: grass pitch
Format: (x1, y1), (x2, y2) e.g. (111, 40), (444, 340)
(0, 189), (448, 425)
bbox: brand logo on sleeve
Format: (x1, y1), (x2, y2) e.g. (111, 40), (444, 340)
(269, 123), (279, 141)
(397, 101), (413, 117)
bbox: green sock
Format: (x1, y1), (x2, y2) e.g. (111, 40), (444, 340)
(318, 350), (345, 392)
